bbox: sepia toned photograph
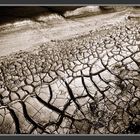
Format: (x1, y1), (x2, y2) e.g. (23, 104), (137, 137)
(0, 6), (140, 134)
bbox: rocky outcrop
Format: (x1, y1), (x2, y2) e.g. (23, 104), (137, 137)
(0, 7), (83, 25)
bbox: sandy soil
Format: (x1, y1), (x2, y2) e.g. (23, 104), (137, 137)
(0, 7), (136, 57)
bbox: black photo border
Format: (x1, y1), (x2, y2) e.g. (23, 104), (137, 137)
(0, 0), (140, 5)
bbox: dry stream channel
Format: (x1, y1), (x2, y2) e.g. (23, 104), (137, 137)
(0, 7), (140, 134)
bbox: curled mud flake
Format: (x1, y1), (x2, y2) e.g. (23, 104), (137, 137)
(22, 85), (34, 94)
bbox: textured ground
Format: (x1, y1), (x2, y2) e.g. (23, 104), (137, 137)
(0, 7), (140, 134)
(0, 6), (129, 57)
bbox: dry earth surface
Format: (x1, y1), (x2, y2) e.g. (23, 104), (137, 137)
(0, 6), (140, 134)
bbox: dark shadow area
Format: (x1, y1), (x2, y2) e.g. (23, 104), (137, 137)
(0, 7), (51, 25)
(0, 6), (83, 25)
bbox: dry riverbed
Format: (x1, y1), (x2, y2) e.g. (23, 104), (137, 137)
(0, 7), (136, 57)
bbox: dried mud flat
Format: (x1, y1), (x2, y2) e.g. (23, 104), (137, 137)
(0, 7), (140, 134)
